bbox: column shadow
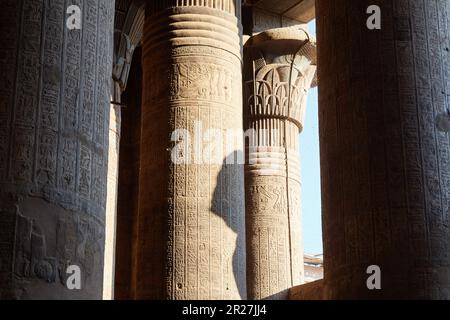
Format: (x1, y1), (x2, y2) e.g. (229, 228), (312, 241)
(210, 151), (246, 299)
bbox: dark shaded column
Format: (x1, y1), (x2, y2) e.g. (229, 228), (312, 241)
(317, 0), (450, 299)
(105, 1), (145, 300)
(243, 27), (317, 299)
(137, 1), (246, 299)
(114, 47), (142, 300)
(0, 0), (115, 299)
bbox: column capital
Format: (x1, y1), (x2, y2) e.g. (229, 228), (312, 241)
(244, 27), (316, 132)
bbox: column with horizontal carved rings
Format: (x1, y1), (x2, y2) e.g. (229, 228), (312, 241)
(138, 0), (246, 299)
(0, 0), (115, 299)
(243, 27), (317, 300)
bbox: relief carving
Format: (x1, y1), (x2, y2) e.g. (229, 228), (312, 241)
(244, 27), (316, 300)
(171, 63), (233, 102)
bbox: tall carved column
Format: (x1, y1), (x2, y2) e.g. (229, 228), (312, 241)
(137, 1), (246, 299)
(243, 28), (317, 300)
(317, 0), (450, 299)
(0, 0), (115, 299)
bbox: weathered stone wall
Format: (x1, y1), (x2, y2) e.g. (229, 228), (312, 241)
(0, 0), (114, 299)
(317, 0), (450, 299)
(136, 1), (246, 299)
(289, 279), (324, 300)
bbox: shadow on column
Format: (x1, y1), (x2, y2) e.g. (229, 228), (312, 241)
(211, 151), (246, 299)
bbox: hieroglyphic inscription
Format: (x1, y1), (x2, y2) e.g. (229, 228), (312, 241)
(0, 0), (114, 298)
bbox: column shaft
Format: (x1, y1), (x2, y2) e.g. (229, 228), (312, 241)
(317, 0), (450, 299)
(137, 1), (246, 299)
(103, 86), (121, 300)
(114, 47), (143, 300)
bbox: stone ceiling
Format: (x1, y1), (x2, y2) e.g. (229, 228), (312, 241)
(245, 0), (315, 23)
(116, 1), (316, 30)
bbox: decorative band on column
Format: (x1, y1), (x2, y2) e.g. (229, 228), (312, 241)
(143, 6), (241, 61)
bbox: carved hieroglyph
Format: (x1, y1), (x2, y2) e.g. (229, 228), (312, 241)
(243, 27), (317, 300)
(0, 0), (114, 299)
(137, 1), (246, 299)
(316, 0), (450, 299)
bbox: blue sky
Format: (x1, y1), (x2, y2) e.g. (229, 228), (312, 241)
(299, 20), (322, 255)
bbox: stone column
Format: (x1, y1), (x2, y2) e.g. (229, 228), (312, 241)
(317, 0), (450, 299)
(102, 84), (121, 300)
(103, 4), (144, 299)
(111, 1), (145, 300)
(137, 1), (246, 299)
(243, 27), (317, 300)
(0, 0), (114, 299)
(114, 47), (143, 300)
